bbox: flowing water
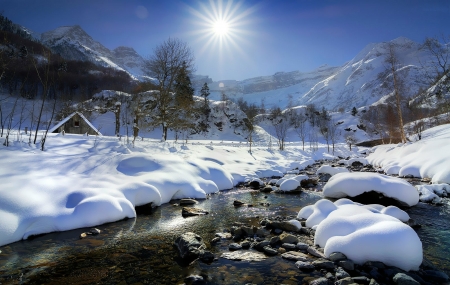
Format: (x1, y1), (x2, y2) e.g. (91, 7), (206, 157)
(0, 187), (449, 284)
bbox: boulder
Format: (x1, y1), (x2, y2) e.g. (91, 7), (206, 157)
(174, 232), (206, 260)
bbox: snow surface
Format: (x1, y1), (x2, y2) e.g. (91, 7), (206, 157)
(367, 124), (450, 184)
(298, 198), (421, 271)
(323, 172), (419, 207)
(0, 132), (358, 247)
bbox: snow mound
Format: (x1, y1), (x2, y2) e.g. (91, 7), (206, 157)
(315, 208), (422, 271)
(279, 178), (301, 191)
(298, 198), (410, 227)
(316, 165), (349, 176)
(298, 199), (337, 227)
(323, 172), (419, 207)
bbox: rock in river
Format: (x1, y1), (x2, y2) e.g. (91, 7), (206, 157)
(174, 232), (206, 260)
(182, 207), (209, 216)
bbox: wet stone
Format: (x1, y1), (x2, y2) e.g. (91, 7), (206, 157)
(312, 258), (335, 270)
(307, 246), (325, 258)
(229, 243), (242, 251)
(336, 267), (351, 279)
(263, 246), (278, 256)
(233, 200), (245, 206)
(329, 252), (347, 262)
(296, 242), (309, 251)
(295, 261), (314, 271)
(392, 273), (420, 285)
(281, 243), (296, 250)
(281, 251), (311, 262)
(338, 259), (355, 271)
(182, 207), (209, 216)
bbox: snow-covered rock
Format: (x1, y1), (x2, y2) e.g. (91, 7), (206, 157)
(315, 207), (422, 271)
(323, 172), (419, 207)
(298, 198), (422, 271)
(279, 178), (301, 192)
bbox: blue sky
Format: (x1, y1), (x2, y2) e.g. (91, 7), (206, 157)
(2, 0), (450, 81)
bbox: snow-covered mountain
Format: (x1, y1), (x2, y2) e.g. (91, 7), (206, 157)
(40, 25), (146, 79)
(199, 37), (432, 112)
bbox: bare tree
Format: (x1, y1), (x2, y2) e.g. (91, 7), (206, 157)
(144, 38), (195, 141)
(345, 134), (357, 151)
(242, 102), (260, 153)
(423, 35), (449, 77)
(270, 107), (290, 150)
(309, 128), (319, 152)
(291, 109), (307, 150)
(328, 119), (341, 155)
(379, 42), (408, 143)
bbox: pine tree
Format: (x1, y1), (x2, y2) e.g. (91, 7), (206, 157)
(173, 62), (196, 138)
(199, 82), (211, 132)
(351, 106), (358, 116)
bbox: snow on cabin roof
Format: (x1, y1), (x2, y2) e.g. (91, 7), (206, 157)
(49, 112), (102, 135)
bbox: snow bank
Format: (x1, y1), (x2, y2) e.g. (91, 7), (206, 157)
(299, 199), (421, 271)
(316, 165), (349, 176)
(323, 172), (419, 207)
(367, 124), (450, 183)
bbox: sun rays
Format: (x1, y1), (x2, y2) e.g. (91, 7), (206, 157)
(186, 0), (259, 70)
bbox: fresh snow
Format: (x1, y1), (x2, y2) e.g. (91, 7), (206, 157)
(299, 198), (421, 271)
(0, 132), (358, 247)
(367, 124), (450, 184)
(323, 172), (419, 207)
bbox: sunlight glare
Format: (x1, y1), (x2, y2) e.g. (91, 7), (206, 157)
(213, 20), (229, 36)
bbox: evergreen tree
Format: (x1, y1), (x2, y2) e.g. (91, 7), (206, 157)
(173, 62), (196, 138)
(351, 106), (358, 116)
(199, 82), (211, 133)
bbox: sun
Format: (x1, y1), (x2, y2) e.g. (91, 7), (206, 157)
(213, 19), (229, 36)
